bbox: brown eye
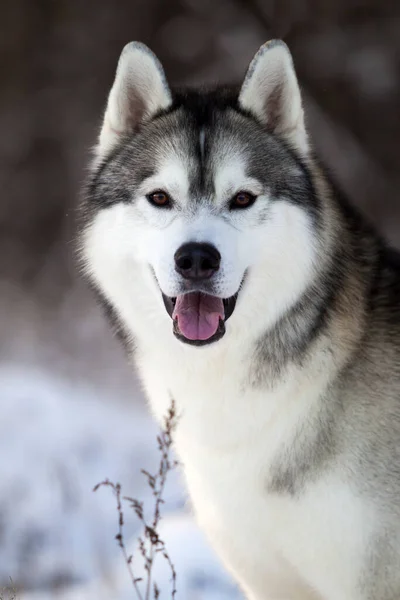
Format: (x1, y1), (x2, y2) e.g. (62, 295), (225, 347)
(147, 190), (171, 207)
(230, 191), (257, 210)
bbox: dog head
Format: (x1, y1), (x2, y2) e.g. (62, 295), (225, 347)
(81, 41), (321, 348)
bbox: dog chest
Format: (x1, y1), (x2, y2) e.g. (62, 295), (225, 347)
(177, 430), (372, 600)
(139, 348), (372, 599)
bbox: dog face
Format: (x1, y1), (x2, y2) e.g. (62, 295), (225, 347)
(81, 42), (319, 347)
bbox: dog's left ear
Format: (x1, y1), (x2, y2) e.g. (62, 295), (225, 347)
(96, 42), (172, 159)
(239, 40), (308, 155)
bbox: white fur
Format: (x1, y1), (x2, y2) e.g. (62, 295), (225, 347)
(83, 147), (317, 337)
(81, 41), (377, 600)
(84, 186), (375, 598)
(82, 148), (374, 598)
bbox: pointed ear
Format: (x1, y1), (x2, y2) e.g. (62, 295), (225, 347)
(97, 42), (172, 158)
(239, 40), (308, 155)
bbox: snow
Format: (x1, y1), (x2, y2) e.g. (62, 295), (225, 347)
(0, 362), (242, 600)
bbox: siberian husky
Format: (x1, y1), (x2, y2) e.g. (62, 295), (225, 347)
(79, 40), (400, 599)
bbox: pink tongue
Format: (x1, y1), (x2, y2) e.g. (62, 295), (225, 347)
(172, 293), (224, 341)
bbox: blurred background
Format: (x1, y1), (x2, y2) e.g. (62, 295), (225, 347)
(1, 0), (399, 598)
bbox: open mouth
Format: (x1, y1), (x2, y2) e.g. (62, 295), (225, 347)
(162, 291), (238, 346)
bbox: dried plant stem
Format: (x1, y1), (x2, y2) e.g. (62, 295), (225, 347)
(95, 399), (178, 599)
(0, 578), (17, 600)
(93, 479), (144, 600)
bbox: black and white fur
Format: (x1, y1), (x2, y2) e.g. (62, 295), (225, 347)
(79, 40), (400, 599)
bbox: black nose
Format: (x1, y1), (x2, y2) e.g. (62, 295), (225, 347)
(174, 242), (221, 281)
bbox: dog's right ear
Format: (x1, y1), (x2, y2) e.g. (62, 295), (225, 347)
(96, 42), (172, 160)
(239, 40), (308, 155)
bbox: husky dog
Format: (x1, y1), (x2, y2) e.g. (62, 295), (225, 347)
(79, 40), (400, 599)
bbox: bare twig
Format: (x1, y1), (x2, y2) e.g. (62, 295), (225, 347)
(95, 399), (178, 599)
(0, 578), (17, 600)
(93, 479), (144, 600)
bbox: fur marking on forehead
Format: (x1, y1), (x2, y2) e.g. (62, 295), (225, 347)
(199, 127), (206, 163)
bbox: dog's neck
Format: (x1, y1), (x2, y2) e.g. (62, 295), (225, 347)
(249, 171), (379, 389)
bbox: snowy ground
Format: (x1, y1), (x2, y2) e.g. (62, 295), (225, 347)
(0, 361), (242, 600)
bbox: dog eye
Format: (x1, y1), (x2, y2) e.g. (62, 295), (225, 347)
(230, 191), (257, 210)
(147, 190), (171, 208)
